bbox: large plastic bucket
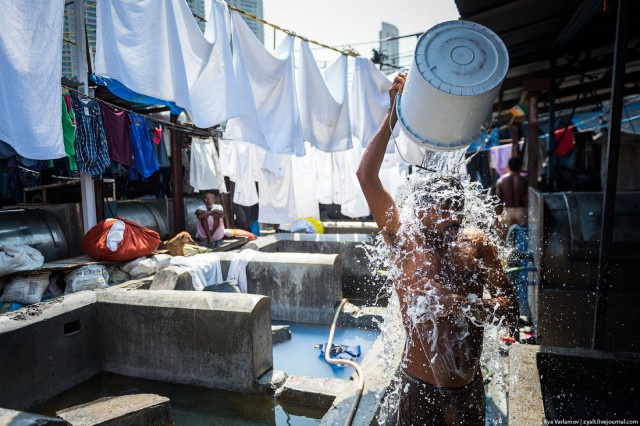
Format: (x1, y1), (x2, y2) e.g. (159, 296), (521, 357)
(397, 20), (508, 151)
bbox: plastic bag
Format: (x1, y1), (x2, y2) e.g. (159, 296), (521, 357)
(0, 271), (51, 304)
(0, 245), (45, 278)
(64, 265), (109, 294)
(122, 257), (156, 279)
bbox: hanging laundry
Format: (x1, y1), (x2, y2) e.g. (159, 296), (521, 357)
(99, 103), (133, 166)
(190, 138), (227, 193)
(311, 147), (357, 207)
(225, 13), (304, 156)
(128, 113), (158, 180)
(0, 0), (65, 160)
(95, 0), (240, 128)
(181, 148), (195, 195)
(554, 127), (575, 156)
(291, 143), (319, 219)
(70, 92), (111, 176)
(350, 57), (398, 148)
(257, 152), (297, 225)
(228, 140), (260, 207)
(297, 42), (352, 152)
(340, 144), (371, 219)
(145, 119), (170, 169)
(91, 74), (183, 116)
(490, 143), (515, 177)
(61, 97), (78, 171)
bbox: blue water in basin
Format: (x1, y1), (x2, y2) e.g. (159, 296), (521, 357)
(272, 322), (380, 379)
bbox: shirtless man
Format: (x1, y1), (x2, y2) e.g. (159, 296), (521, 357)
(496, 156), (528, 238)
(356, 73), (518, 425)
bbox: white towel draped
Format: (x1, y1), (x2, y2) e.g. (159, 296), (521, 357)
(170, 253), (224, 291)
(350, 57), (399, 150)
(225, 12), (305, 156)
(95, 0), (240, 128)
(0, 0), (65, 160)
(226, 249), (259, 293)
(297, 41), (352, 152)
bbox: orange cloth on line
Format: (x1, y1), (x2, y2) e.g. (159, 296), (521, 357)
(554, 127), (575, 156)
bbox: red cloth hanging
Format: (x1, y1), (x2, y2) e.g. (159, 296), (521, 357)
(554, 127), (575, 156)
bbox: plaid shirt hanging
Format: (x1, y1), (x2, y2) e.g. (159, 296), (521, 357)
(70, 91), (110, 175)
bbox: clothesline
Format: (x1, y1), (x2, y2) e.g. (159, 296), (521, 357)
(539, 111), (640, 138)
(62, 85), (215, 139)
(224, 4), (359, 58)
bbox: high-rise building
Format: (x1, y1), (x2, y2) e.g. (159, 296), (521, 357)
(379, 22), (399, 75)
(226, 0), (264, 44)
(62, 0), (207, 78)
(61, 4), (97, 79)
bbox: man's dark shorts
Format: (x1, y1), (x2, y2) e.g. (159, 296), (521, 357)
(397, 369), (485, 426)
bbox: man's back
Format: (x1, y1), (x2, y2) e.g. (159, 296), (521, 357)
(496, 173), (528, 208)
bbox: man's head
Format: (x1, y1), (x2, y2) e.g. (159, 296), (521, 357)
(399, 175), (465, 237)
(202, 190), (216, 207)
(508, 157), (523, 173)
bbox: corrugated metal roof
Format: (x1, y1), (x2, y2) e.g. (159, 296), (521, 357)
(454, 0), (640, 118)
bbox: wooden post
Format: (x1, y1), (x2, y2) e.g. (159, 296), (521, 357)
(527, 92), (540, 187)
(170, 115), (185, 234)
(511, 124), (520, 158)
(593, 0), (629, 350)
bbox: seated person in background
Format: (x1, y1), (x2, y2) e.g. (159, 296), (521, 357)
(195, 190), (225, 249)
(496, 156), (528, 238)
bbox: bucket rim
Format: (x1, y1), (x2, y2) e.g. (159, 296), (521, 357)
(413, 20), (509, 97)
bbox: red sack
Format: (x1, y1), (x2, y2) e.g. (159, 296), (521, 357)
(82, 218), (160, 262)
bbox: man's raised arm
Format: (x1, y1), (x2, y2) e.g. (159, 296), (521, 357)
(356, 73), (407, 245)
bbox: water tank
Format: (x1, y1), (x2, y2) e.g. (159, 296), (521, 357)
(0, 209), (69, 262)
(116, 202), (169, 238)
(529, 191), (640, 351)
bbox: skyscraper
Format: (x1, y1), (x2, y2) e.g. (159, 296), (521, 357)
(61, 4), (97, 79)
(62, 0), (207, 78)
(226, 0), (264, 44)
(379, 22), (399, 75)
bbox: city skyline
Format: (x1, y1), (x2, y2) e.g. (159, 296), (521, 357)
(379, 22), (399, 74)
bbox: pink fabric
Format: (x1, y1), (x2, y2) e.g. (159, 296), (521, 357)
(195, 204), (224, 241)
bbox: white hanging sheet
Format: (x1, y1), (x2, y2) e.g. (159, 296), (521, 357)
(297, 41), (352, 152)
(226, 249), (259, 293)
(190, 138), (227, 193)
(95, 0), (240, 128)
(340, 144), (371, 218)
(257, 152), (297, 224)
(292, 143), (320, 219)
(0, 0), (65, 160)
(225, 12), (304, 156)
(350, 57), (399, 151)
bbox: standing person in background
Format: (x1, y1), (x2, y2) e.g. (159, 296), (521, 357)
(195, 190), (225, 249)
(496, 157), (528, 238)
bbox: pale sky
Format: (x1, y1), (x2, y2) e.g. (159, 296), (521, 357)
(255, 0), (459, 70)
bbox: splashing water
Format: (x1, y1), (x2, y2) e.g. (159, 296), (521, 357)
(363, 148), (513, 425)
